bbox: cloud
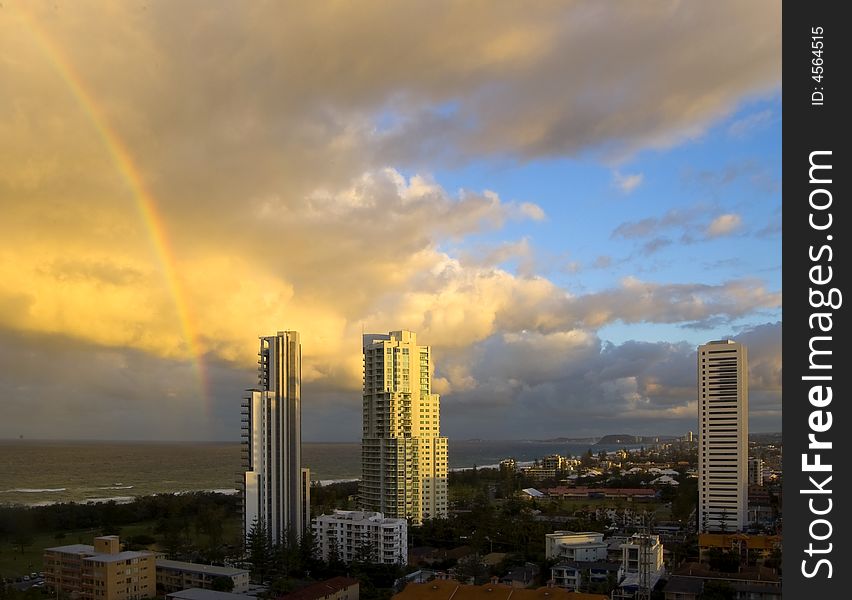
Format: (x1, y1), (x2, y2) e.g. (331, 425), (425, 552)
(640, 237), (672, 256)
(438, 322), (781, 438)
(0, 1), (781, 439)
(612, 207), (744, 247)
(706, 213), (743, 237)
(728, 109), (774, 138)
(0, 317), (781, 442)
(613, 171), (644, 193)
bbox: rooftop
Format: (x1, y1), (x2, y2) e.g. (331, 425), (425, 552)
(394, 581), (607, 600)
(86, 551), (155, 563)
(45, 543), (153, 563)
(157, 559), (250, 576)
(168, 589), (255, 600)
(277, 577), (359, 600)
(45, 544), (96, 554)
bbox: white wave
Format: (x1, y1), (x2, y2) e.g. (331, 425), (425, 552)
(316, 478), (359, 486)
(205, 488), (240, 495)
(450, 460), (535, 472)
(172, 488), (240, 496)
(0, 488), (67, 493)
(97, 485), (134, 490)
(84, 496), (136, 505)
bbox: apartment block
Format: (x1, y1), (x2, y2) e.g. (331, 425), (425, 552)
(313, 510), (408, 565)
(155, 559), (250, 594)
(44, 536), (155, 600)
(360, 330), (448, 524)
(698, 340), (748, 533)
(242, 331), (310, 544)
(544, 532), (608, 561)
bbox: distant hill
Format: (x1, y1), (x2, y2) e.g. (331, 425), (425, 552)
(538, 437), (599, 443)
(594, 434), (680, 445)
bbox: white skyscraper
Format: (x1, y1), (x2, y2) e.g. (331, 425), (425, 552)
(698, 339), (748, 532)
(241, 331), (310, 544)
(360, 330), (448, 524)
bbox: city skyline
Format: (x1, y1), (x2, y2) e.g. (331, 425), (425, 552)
(0, 2), (781, 442)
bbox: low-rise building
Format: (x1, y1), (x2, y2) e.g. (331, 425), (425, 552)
(550, 561), (620, 592)
(313, 510), (407, 565)
(277, 577), (359, 600)
(543, 488), (657, 501)
(156, 559), (250, 594)
(697, 533), (781, 567)
(663, 564), (781, 600)
(394, 580), (608, 600)
(167, 589), (255, 600)
(44, 535), (156, 600)
(612, 534), (665, 599)
(545, 532), (608, 562)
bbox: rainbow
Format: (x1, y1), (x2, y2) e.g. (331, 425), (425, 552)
(14, 7), (209, 402)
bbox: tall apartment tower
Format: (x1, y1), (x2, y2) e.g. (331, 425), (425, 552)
(241, 331), (310, 544)
(360, 330), (448, 524)
(698, 339), (748, 533)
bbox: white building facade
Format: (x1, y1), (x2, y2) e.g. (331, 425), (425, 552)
(313, 510), (408, 565)
(360, 330), (448, 523)
(242, 331), (310, 544)
(545, 531), (609, 561)
(698, 339), (748, 533)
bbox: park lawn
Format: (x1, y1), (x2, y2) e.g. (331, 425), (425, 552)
(0, 514), (242, 581)
(0, 527), (99, 579)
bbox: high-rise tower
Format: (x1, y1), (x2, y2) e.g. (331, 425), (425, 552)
(241, 331), (310, 544)
(360, 330), (448, 523)
(698, 339), (748, 532)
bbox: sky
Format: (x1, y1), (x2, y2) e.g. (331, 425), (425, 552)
(0, 1), (781, 442)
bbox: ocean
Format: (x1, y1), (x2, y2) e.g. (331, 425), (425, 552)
(0, 439), (629, 507)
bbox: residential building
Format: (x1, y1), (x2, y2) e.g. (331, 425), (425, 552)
(698, 340), (748, 533)
(748, 457), (764, 486)
(155, 560), (250, 594)
(550, 561), (620, 592)
(167, 590), (254, 600)
(499, 458), (517, 473)
(611, 534), (664, 599)
(541, 454), (570, 472)
(543, 488), (657, 501)
(500, 563), (539, 588)
(394, 580), (608, 600)
(662, 564), (780, 600)
(697, 533), (782, 567)
(241, 331), (311, 544)
(43, 535), (155, 600)
(313, 510), (408, 565)
(360, 330), (448, 523)
(545, 532), (608, 561)
(276, 577), (359, 600)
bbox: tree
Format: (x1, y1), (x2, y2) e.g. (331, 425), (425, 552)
(701, 580), (735, 600)
(454, 554), (488, 584)
(246, 518), (273, 584)
(299, 526), (321, 577)
(211, 577), (234, 592)
(325, 530), (346, 576)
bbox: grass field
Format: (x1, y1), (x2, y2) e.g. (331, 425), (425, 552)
(0, 516), (243, 581)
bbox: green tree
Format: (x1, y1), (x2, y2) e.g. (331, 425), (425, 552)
(211, 577), (234, 592)
(246, 518), (273, 583)
(454, 554), (488, 584)
(701, 580), (735, 600)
